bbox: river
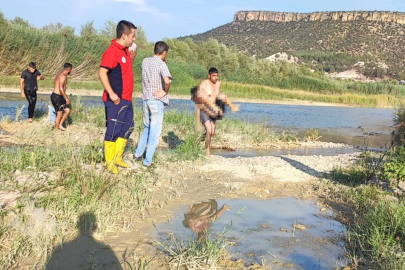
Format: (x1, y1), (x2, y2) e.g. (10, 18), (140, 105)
(0, 92), (393, 147)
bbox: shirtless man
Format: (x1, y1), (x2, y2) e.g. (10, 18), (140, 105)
(51, 63), (73, 131)
(195, 67), (239, 156)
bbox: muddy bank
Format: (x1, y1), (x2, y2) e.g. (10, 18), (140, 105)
(0, 86), (358, 107)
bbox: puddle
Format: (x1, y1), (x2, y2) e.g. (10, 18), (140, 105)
(155, 198), (349, 269)
(211, 147), (360, 158)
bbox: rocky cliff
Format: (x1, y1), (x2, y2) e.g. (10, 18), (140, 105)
(234, 11), (405, 24)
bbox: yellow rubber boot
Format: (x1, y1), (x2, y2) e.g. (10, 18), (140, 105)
(115, 137), (130, 168)
(104, 141), (119, 174)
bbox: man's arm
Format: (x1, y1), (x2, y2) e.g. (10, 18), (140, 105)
(37, 71), (44, 80)
(154, 77), (171, 99)
(20, 78), (25, 98)
(98, 67), (120, 105)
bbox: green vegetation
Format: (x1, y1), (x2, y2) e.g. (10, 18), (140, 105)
(326, 143), (405, 269)
(343, 186), (405, 269)
(1, 11), (404, 107)
(158, 231), (230, 269)
(0, 95), (285, 268)
(187, 19), (405, 79)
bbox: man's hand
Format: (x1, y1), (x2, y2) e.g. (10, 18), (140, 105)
(38, 75), (44, 80)
(66, 97), (70, 105)
(153, 89), (166, 99)
(21, 91), (25, 98)
(109, 92), (121, 105)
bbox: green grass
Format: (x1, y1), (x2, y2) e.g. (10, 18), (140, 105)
(343, 186), (405, 269)
(0, 95), (287, 268)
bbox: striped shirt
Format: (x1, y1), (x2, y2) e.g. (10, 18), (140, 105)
(141, 55), (172, 106)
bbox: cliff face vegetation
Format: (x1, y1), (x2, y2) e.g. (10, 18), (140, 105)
(234, 11), (405, 24)
(185, 11), (405, 79)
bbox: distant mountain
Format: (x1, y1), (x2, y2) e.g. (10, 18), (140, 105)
(184, 11), (405, 79)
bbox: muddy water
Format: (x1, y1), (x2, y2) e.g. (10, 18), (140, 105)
(0, 92), (393, 147)
(155, 198), (348, 269)
(211, 146), (360, 158)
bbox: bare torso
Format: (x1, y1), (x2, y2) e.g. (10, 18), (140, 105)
(199, 79), (220, 104)
(53, 71), (67, 95)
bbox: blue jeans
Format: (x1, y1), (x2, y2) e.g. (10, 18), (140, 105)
(134, 100), (164, 166)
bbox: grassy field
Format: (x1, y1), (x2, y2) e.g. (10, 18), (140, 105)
(0, 96), (292, 268)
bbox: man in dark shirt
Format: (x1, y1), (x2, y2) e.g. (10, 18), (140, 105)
(20, 62), (44, 122)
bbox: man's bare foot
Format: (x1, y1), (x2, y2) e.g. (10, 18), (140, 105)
(206, 149), (211, 157)
(28, 118), (33, 123)
(58, 125), (66, 131)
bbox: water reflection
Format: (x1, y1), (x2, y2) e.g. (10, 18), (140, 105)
(156, 198), (349, 269)
(182, 199), (230, 240)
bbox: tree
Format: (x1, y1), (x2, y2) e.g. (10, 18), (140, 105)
(135, 25), (148, 48)
(11, 17), (30, 27)
(80, 21), (97, 41)
(100, 20), (116, 39)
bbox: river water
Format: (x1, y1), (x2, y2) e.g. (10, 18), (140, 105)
(0, 92), (393, 147)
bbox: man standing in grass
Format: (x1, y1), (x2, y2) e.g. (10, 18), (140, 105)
(193, 68), (239, 156)
(134, 41), (172, 168)
(20, 62), (44, 123)
(51, 63), (73, 131)
(98, 20), (137, 174)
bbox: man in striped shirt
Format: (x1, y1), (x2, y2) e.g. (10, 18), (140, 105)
(134, 41), (172, 167)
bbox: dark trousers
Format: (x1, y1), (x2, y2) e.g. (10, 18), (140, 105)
(104, 100), (134, 142)
(24, 89), (37, 119)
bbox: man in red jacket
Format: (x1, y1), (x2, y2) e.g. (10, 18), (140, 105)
(98, 20), (137, 174)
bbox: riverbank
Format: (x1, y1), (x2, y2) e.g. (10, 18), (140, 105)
(0, 78), (399, 108)
(0, 100), (404, 269)
(0, 86), (354, 108)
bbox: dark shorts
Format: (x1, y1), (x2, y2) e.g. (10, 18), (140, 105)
(200, 98), (226, 124)
(200, 110), (216, 124)
(51, 93), (69, 112)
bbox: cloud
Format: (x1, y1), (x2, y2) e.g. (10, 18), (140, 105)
(114, 0), (171, 19)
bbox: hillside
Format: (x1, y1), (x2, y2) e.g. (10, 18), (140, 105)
(185, 11), (405, 79)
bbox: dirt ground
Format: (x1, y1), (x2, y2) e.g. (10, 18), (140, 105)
(0, 118), (358, 269)
(11, 149), (357, 270)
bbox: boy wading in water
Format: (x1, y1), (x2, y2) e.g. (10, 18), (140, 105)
(193, 68), (239, 156)
(20, 62), (44, 122)
(51, 63), (72, 131)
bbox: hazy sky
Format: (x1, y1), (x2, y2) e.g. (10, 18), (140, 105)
(2, 0), (405, 41)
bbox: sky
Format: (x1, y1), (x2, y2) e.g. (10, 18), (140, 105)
(1, 0), (405, 42)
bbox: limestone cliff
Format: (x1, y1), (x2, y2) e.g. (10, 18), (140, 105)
(234, 11), (405, 24)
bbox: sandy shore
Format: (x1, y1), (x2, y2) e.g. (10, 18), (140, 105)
(0, 86), (353, 107)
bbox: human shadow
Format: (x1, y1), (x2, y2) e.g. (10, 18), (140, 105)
(45, 212), (121, 270)
(162, 131), (183, 149)
(182, 199), (231, 241)
(280, 156), (327, 179)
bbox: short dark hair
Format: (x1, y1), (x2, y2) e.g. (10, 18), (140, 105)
(64, 63), (73, 69)
(116, 20), (137, 39)
(29, 62), (36, 69)
(208, 67), (218, 74)
(154, 41), (169, 55)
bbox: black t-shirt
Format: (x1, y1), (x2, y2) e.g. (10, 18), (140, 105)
(21, 69), (41, 91)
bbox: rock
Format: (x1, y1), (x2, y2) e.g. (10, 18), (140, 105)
(321, 207), (327, 212)
(280, 228), (288, 232)
(293, 224), (306, 230)
(272, 260), (283, 266)
(234, 11), (405, 25)
(0, 191), (21, 208)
